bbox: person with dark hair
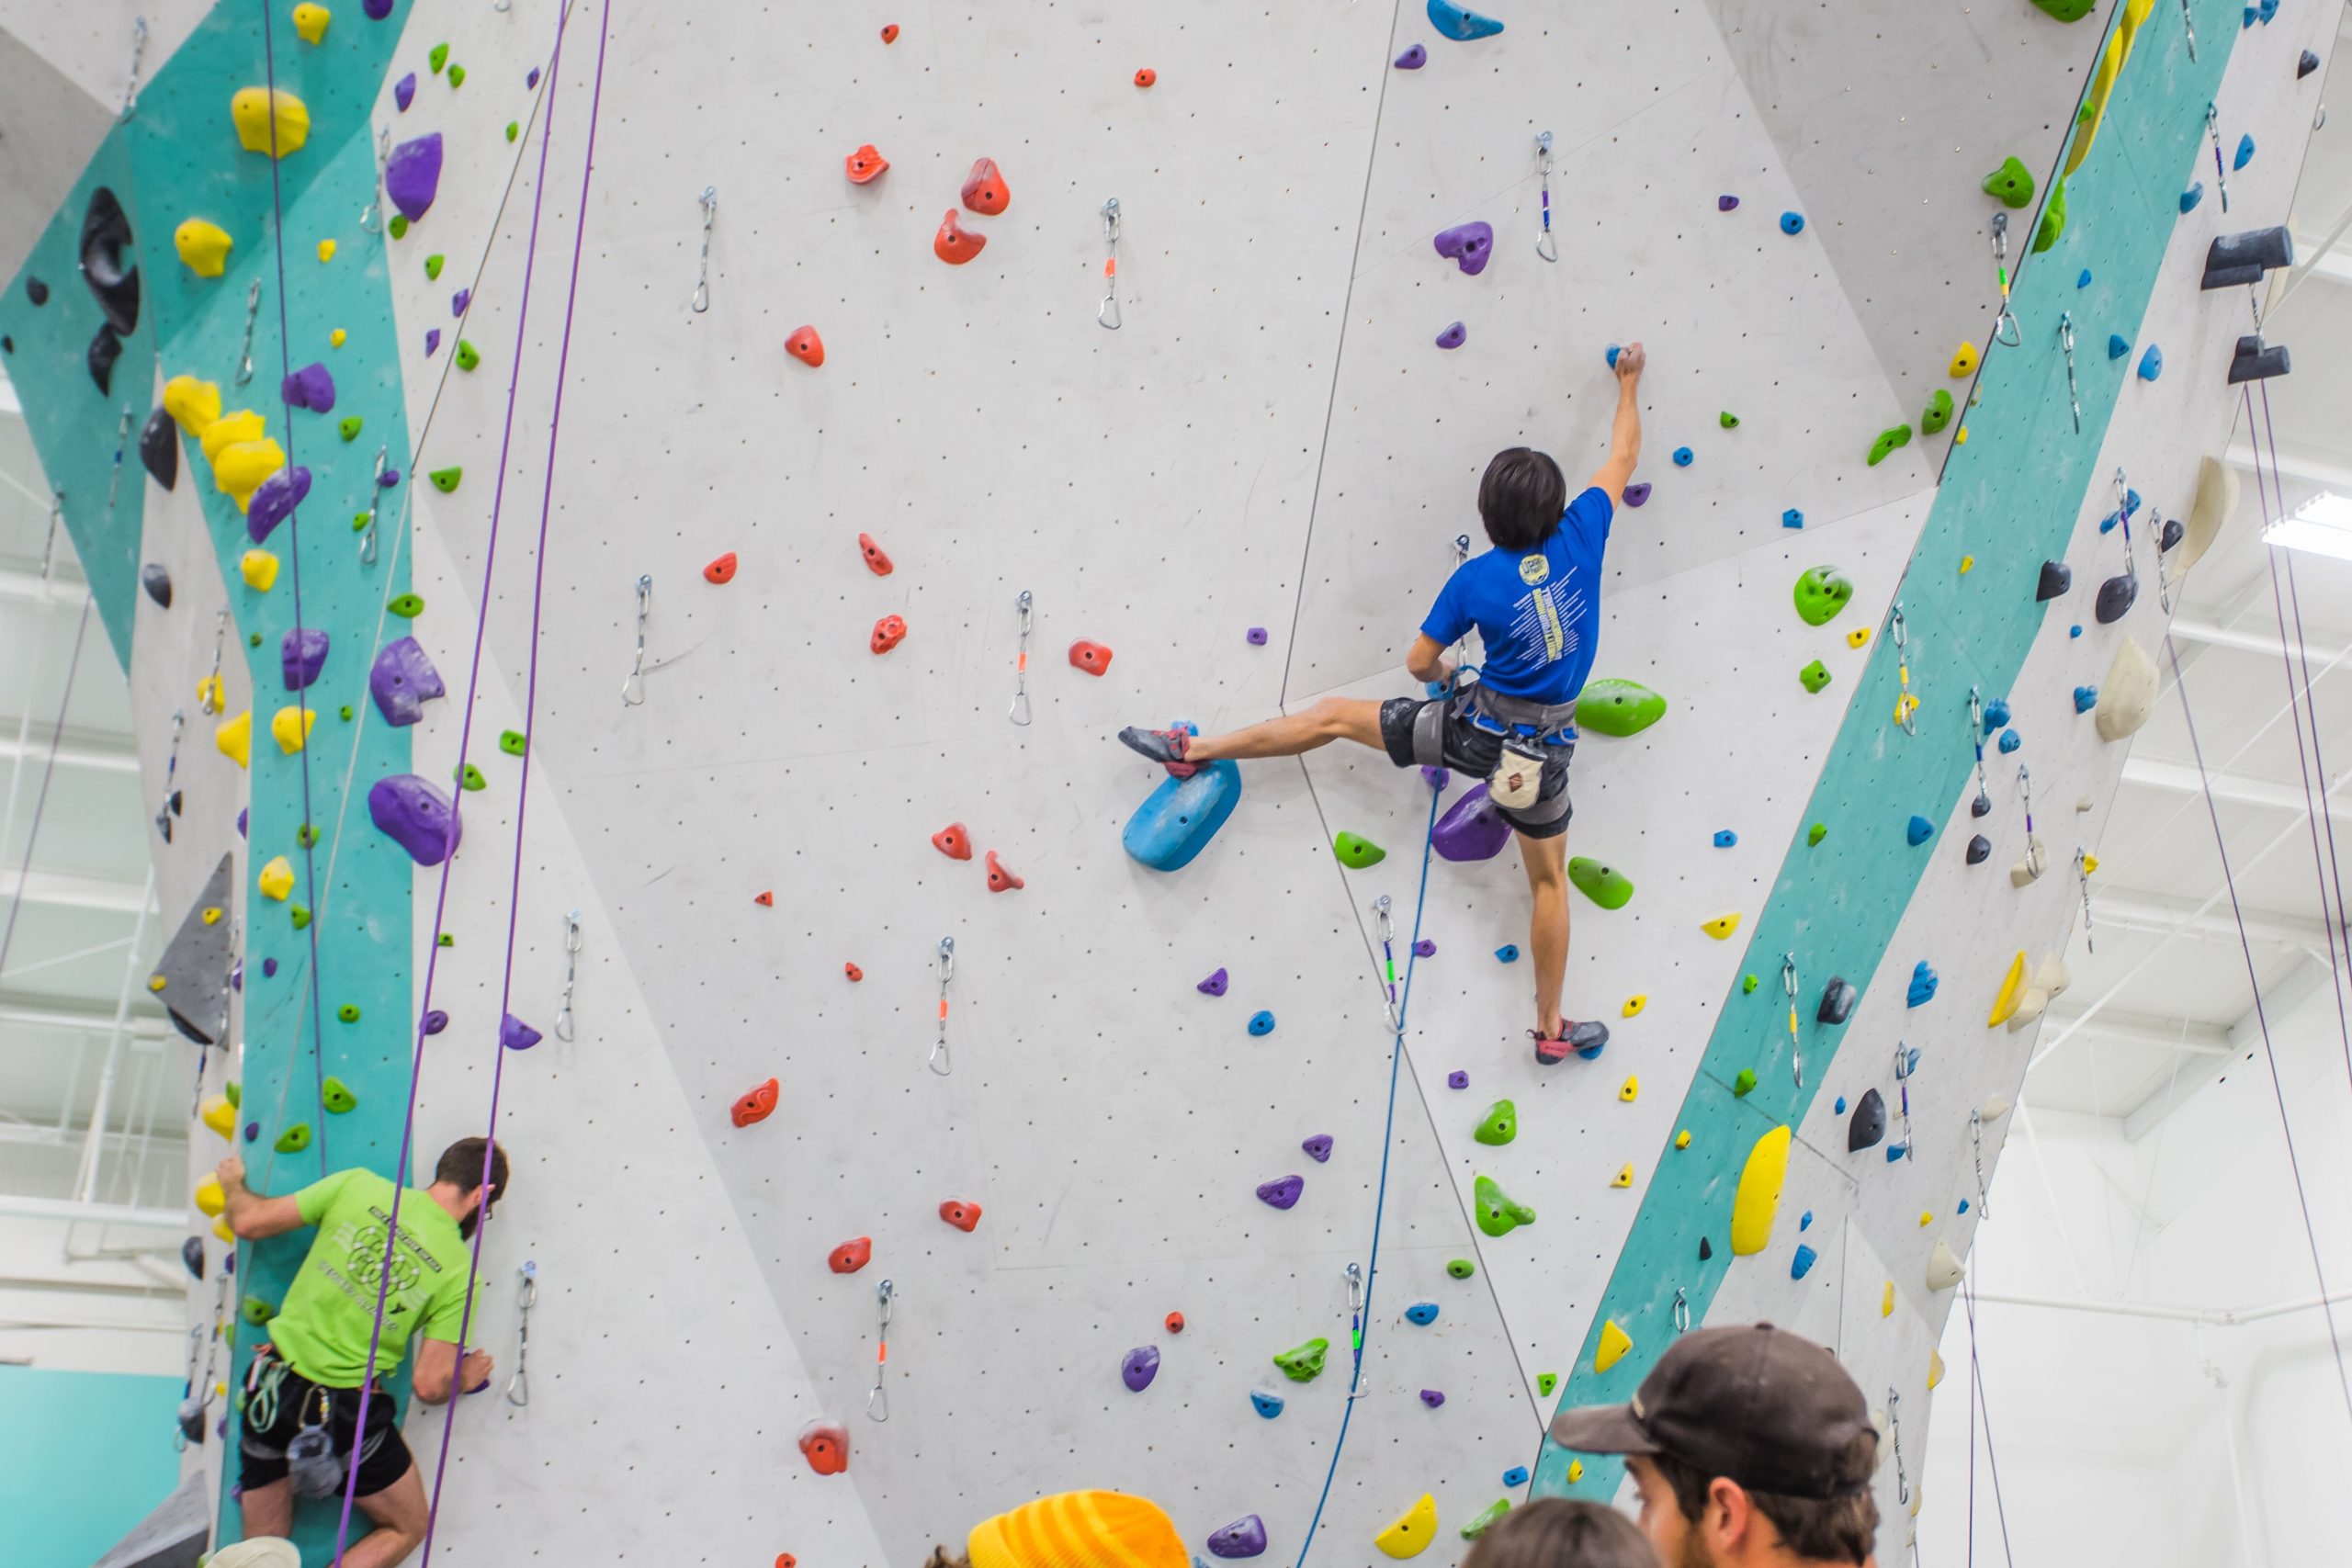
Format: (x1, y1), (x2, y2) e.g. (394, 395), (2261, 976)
(213, 1136), (511, 1567)
(1548, 1323), (1881, 1568)
(1121, 344), (1646, 1053)
(1463, 1497), (1660, 1568)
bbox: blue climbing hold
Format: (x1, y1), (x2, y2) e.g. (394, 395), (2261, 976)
(2138, 344), (2163, 382)
(1405, 1302), (1440, 1325)
(2108, 333), (2130, 360)
(1248, 1010), (1276, 1037)
(1799, 1210), (1813, 1231)
(2070, 625), (2084, 638)
(2181, 182), (2204, 213)
(1792, 1244), (1818, 1280)
(1959, 1199), (1972, 1214)
(1672, 446), (1694, 467)
(1780, 210), (1804, 235)
(1123, 759), (1242, 871)
(1886, 1143), (1909, 1162)
(2077, 268), (2093, 288)
(1997, 728), (2020, 755)
(2075, 684), (2098, 713)
(1984, 697), (2010, 730)
(1251, 1389), (1285, 1418)
(1426, 0), (1504, 40)
(1906, 814), (1934, 847)
(1906, 960), (1939, 1008)
(1835, 1096), (1847, 1114)
(1899, 1045), (1919, 1076)
(1503, 1467), (1531, 1488)
(2234, 133), (2256, 171)
(1782, 508), (1804, 529)
(1713, 829), (1737, 848)
(1605, 344), (1622, 369)
(1495, 944), (1520, 964)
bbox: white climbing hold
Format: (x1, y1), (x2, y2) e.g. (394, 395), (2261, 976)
(1926, 1238), (1963, 1291)
(2095, 637), (2157, 741)
(2179, 455), (2238, 573)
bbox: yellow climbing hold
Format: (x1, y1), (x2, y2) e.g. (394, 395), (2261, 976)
(214, 439), (288, 506)
(1611, 1163), (1634, 1189)
(1701, 912), (1740, 941)
(1618, 1076), (1638, 1103)
(1374, 1495), (1439, 1559)
(1927, 1348), (1947, 1390)
(318, 238), (337, 263)
(257, 855), (295, 901)
(2066, 0), (2155, 176)
(1959, 554), (1975, 575)
(330, 328), (347, 347)
(194, 1173), (227, 1216)
(1674, 1129), (1691, 1150)
(1954, 426), (1969, 446)
(1882, 1280), (1895, 1317)
(1918, 1210), (1934, 1227)
(1949, 343), (1979, 378)
(1594, 1318), (1634, 1374)
(202, 906), (223, 926)
(241, 549), (280, 592)
(199, 408), (266, 463)
(270, 705), (316, 754)
(164, 375), (222, 438)
(199, 1094), (237, 1139)
(1986, 950), (2028, 1027)
(175, 219), (233, 277)
(1622, 994), (1646, 1018)
(1730, 1123), (1792, 1257)
(216, 711), (253, 768)
(195, 673), (225, 712)
(2081, 853), (2098, 874)
(1846, 626), (1871, 649)
(214, 1215), (235, 1243)
(292, 3), (331, 44)
(1566, 1460), (1584, 1483)
(231, 86), (311, 156)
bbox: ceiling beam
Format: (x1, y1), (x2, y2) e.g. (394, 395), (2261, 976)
(2123, 952), (2335, 1141)
(0, 869), (153, 917)
(2168, 616), (2352, 667)
(2088, 886), (2334, 953)
(2119, 755), (2352, 821)
(0, 1194), (185, 1229)
(0, 727), (140, 776)
(2222, 440), (2352, 493)
(2038, 1000), (2231, 1055)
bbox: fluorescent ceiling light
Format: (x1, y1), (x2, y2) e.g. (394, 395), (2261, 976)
(2262, 491), (2352, 562)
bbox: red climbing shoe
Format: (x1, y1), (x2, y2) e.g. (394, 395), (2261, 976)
(1531, 1021), (1610, 1066)
(1118, 726), (1197, 779)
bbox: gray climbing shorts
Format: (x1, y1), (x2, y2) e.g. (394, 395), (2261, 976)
(1378, 694), (1574, 840)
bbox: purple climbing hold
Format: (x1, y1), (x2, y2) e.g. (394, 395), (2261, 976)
(424, 329), (442, 357)
(1436, 321), (1467, 350)
(384, 133), (445, 223)
(1207, 1515), (1269, 1559)
(423, 1010), (449, 1036)
(245, 465), (311, 543)
(365, 0), (392, 17)
(1432, 220), (1496, 276)
(1421, 765), (1450, 792)
(1255, 1174), (1305, 1211)
(501, 1013), (543, 1051)
(1718, 195), (1739, 212)
(231, 962), (243, 991)
(1419, 1389), (1445, 1408)
(379, 467), (401, 490)
(1197, 967), (1229, 997)
(527, 67), (542, 89)
(244, 1122), (259, 1142)
(1622, 481), (1652, 507)
(280, 362), (336, 413)
(261, 956), (277, 978)
(1433, 782), (1512, 863)
(451, 288), (471, 317)
(236, 808), (248, 839)
(368, 773), (461, 865)
(1395, 43), (1428, 69)
(1301, 1134), (1333, 1163)
(280, 626), (331, 691)
(394, 72), (416, 111)
(1122, 1345), (1160, 1392)
(370, 637), (447, 727)
(1413, 938), (1435, 957)
(1447, 1070), (1469, 1089)
(1247, 626), (1268, 645)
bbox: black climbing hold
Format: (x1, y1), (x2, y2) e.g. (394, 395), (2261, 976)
(2200, 227), (2292, 292)
(2035, 560), (2072, 601)
(1966, 834), (1992, 865)
(2300, 49), (2321, 79)
(2160, 517), (2184, 553)
(2095, 571), (2138, 625)
(87, 324), (123, 395)
(2228, 334), (2290, 385)
(141, 563), (172, 607)
(78, 186), (141, 335)
(140, 406), (179, 490)
(1846, 1088), (1887, 1152)
(181, 1235), (205, 1278)
(1816, 976), (1858, 1026)
(1698, 1235), (1713, 1261)
(23, 276), (48, 306)
(1971, 791), (1993, 819)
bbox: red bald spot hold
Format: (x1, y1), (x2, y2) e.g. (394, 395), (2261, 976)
(753, 890), (774, 906)
(828, 1235), (872, 1274)
(843, 961), (864, 982)
(932, 822), (973, 861)
(730, 1077), (779, 1128)
(871, 615), (908, 655)
(704, 551), (738, 584)
(785, 325), (824, 368)
(1135, 68), (1157, 87)
(844, 144), (888, 185)
(778, 1556), (798, 1568)
(960, 158), (1010, 216)
(879, 23), (899, 42)
(939, 1200), (982, 1232)
(984, 851), (1024, 893)
(798, 1422), (850, 1475)
(1069, 639), (1114, 676)
(858, 533), (894, 575)
(1166, 1310), (1185, 1333)
(933, 209), (987, 265)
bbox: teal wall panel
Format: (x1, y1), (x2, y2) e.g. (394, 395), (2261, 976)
(0, 1365), (186, 1568)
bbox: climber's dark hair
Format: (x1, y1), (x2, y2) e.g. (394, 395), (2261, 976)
(1479, 447), (1568, 552)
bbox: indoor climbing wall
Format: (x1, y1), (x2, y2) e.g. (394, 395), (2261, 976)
(0, 0), (2330, 1564)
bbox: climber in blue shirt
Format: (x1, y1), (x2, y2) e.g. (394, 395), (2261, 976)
(1122, 344), (1645, 1061)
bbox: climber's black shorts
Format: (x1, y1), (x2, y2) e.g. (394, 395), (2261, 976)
(239, 1344), (413, 1498)
(1377, 696), (1575, 840)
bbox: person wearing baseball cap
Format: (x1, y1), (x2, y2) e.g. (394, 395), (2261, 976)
(1548, 1323), (1880, 1568)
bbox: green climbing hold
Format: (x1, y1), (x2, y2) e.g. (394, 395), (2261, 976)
(455, 339), (480, 372)
(506, 121), (520, 143)
(457, 761), (486, 792)
(429, 41), (449, 73)
(223, 1080), (242, 1110)
(274, 1122), (311, 1154)
(1981, 155), (2036, 209)
(1474, 1174), (1536, 1237)
(1474, 1100), (1518, 1146)
(336, 1003), (360, 1023)
(1733, 1067), (1758, 1097)
(1333, 831), (1386, 869)
(1719, 412), (1739, 430)
(1800, 660), (1832, 694)
(241, 1294), (278, 1325)
(250, 633), (263, 648)
(322, 1076), (357, 1113)
(2033, 178), (2066, 254)
(428, 466), (463, 493)
(447, 63), (466, 88)
(389, 215), (409, 241)
(338, 415), (362, 442)
(2031, 0), (2096, 22)
(437, 932), (455, 947)
(1792, 567), (1852, 627)
(296, 823), (319, 848)
(339, 705), (353, 721)
(1920, 388), (1954, 437)
(1741, 975), (1758, 995)
(1866, 424), (1912, 467)
(352, 511), (372, 532)
(1567, 856), (1634, 910)
(389, 592), (425, 617)
(424, 254), (445, 280)
(1807, 822), (1827, 846)
(1272, 1337), (1330, 1382)
(1536, 1371), (1559, 1397)
(1446, 1258), (1476, 1280)
(288, 906), (311, 930)
(499, 729), (528, 756)
(1573, 678), (1667, 737)
(1462, 1501), (1512, 1541)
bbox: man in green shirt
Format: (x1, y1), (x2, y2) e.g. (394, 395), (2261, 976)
(217, 1137), (509, 1568)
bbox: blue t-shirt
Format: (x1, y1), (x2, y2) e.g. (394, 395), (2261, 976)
(1420, 486), (1611, 705)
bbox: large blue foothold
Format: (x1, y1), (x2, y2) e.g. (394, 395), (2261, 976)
(1503, 1466), (1531, 1488)
(2138, 344), (2164, 382)
(1495, 944), (1520, 964)
(2234, 132), (2256, 171)
(1427, 0), (1504, 40)
(1672, 446), (1694, 468)
(1906, 960), (1939, 1008)
(1792, 1244), (1819, 1280)
(1248, 1010), (1276, 1037)
(1713, 829), (1737, 848)
(1997, 728), (2021, 755)
(2075, 684), (2098, 713)
(2181, 182), (2204, 213)
(1405, 1302), (1440, 1325)
(1782, 508), (1804, 529)
(1780, 210), (1805, 235)
(1123, 759), (1242, 871)
(1984, 697), (2011, 730)
(2108, 333), (2130, 360)
(1250, 1389), (1285, 1419)
(1906, 814), (1934, 847)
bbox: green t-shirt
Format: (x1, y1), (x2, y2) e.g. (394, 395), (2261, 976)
(266, 1168), (481, 1388)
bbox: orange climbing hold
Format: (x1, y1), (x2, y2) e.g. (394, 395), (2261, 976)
(844, 144), (889, 185)
(777, 1557), (798, 1568)
(961, 157), (1010, 216)
(753, 890), (774, 906)
(934, 209), (987, 265)
(785, 325), (825, 367)
(1069, 640), (1114, 677)
(704, 552), (738, 584)
(858, 533), (894, 575)
(1134, 68), (1158, 87)
(879, 23), (899, 42)
(730, 1077), (780, 1127)
(940, 1200), (982, 1232)
(829, 1235), (873, 1274)
(798, 1420), (850, 1476)
(933, 822), (974, 861)
(843, 961), (864, 981)
(985, 851), (1024, 892)
(1166, 1311), (1185, 1333)
(871, 615), (908, 655)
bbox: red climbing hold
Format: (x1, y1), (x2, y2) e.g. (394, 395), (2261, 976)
(785, 325), (825, 368)
(829, 1235), (873, 1274)
(843, 961), (864, 982)
(1166, 1311), (1185, 1334)
(933, 822), (973, 861)
(871, 615), (908, 655)
(844, 144), (888, 185)
(960, 158), (1010, 216)
(753, 890), (774, 907)
(777, 1557), (797, 1568)
(1135, 68), (1158, 88)
(985, 851), (1024, 893)
(798, 1420), (850, 1476)
(934, 209), (987, 265)
(730, 1077), (780, 1127)
(940, 1200), (982, 1232)
(879, 24), (899, 42)
(858, 534), (894, 575)
(704, 552), (738, 584)
(1069, 640), (1114, 677)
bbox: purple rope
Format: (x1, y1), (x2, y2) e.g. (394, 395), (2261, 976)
(0, 593), (94, 980)
(418, 12), (616, 1557)
(326, 3), (579, 1557)
(1959, 1267), (2014, 1566)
